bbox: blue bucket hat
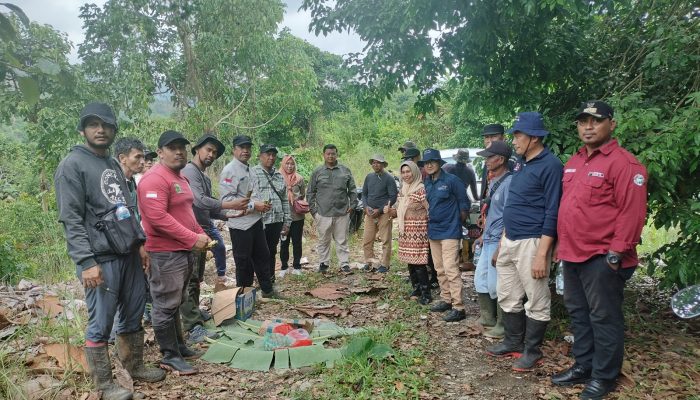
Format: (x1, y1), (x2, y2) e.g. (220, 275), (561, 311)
(422, 148), (445, 166)
(507, 112), (549, 137)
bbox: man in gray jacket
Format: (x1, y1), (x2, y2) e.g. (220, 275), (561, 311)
(55, 103), (164, 400)
(307, 144), (358, 273)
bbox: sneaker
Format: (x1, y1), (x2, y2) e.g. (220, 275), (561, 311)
(291, 269), (302, 276)
(319, 263), (329, 273)
(376, 265), (389, 273)
(199, 308), (212, 322)
(341, 264), (351, 273)
(279, 269), (289, 278)
(360, 264), (371, 272)
(261, 289), (285, 300)
(430, 301), (453, 313)
(443, 309), (466, 322)
(187, 325), (219, 344)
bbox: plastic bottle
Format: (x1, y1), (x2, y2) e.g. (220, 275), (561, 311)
(115, 202), (131, 221)
(280, 232), (288, 242)
(473, 243), (482, 266)
(556, 261), (565, 295)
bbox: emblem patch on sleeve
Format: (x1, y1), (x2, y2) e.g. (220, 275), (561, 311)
(633, 174), (645, 186)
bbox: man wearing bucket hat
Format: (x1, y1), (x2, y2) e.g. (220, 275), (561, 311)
(180, 133), (248, 343)
(138, 130), (212, 375)
(551, 101), (647, 399)
(56, 102), (165, 398)
(361, 154), (398, 273)
(486, 112), (563, 373)
(422, 148), (470, 322)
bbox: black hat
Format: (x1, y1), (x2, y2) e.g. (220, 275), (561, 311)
(77, 102), (118, 132)
(397, 140), (417, 152)
(191, 133), (225, 159)
(158, 130), (190, 148)
(576, 100), (614, 120)
(232, 135), (253, 147)
(259, 144), (278, 154)
(477, 141), (512, 159)
(402, 148), (420, 159)
(481, 123), (504, 136)
(144, 148), (157, 160)
(422, 148), (446, 166)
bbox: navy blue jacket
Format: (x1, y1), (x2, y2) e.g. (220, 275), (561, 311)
(425, 171), (470, 240)
(503, 147), (563, 240)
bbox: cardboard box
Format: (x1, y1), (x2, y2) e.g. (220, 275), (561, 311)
(212, 287), (257, 325)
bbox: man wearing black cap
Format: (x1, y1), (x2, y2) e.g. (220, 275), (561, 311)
(55, 103), (165, 399)
(219, 135), (280, 298)
(552, 101), (647, 399)
(473, 141), (513, 339)
(138, 130), (211, 375)
(397, 140), (417, 157)
(251, 144), (291, 282)
(180, 133), (248, 343)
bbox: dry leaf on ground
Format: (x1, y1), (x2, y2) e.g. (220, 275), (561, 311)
(44, 343), (88, 372)
(35, 296), (63, 318)
(305, 284), (349, 300)
(295, 304), (346, 318)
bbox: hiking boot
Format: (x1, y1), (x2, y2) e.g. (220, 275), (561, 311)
(430, 301), (452, 313)
(484, 304), (505, 339)
(512, 318), (548, 371)
(187, 324), (219, 344)
(477, 293), (497, 328)
(376, 265), (389, 273)
(443, 309), (466, 322)
(318, 263), (329, 273)
(340, 264), (351, 273)
(153, 322), (197, 375)
(486, 310), (525, 358)
(84, 345), (133, 400)
(116, 330), (166, 383)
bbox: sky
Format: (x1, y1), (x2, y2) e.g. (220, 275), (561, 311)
(15, 0), (366, 63)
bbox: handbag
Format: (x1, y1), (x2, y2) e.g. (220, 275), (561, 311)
(466, 223), (482, 240)
(292, 198), (310, 214)
(95, 205), (146, 255)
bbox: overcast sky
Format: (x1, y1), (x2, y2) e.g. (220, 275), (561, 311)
(16, 0), (365, 62)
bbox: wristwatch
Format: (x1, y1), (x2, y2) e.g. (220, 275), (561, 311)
(606, 252), (621, 265)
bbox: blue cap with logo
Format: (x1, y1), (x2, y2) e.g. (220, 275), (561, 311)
(507, 112), (549, 137)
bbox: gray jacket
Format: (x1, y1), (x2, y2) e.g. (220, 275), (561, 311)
(54, 145), (135, 270)
(307, 163), (358, 217)
(182, 162), (227, 230)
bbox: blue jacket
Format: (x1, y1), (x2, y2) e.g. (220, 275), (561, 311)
(425, 171), (470, 240)
(503, 147), (562, 240)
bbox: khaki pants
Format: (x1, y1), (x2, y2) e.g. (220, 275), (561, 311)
(429, 239), (464, 310)
(315, 214), (350, 265)
(362, 213), (393, 267)
(496, 237), (551, 322)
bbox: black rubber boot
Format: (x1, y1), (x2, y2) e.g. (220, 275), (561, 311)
(428, 264), (440, 289)
(486, 310), (525, 358)
(116, 330), (166, 382)
(84, 345), (133, 400)
(512, 317), (548, 371)
(175, 313), (203, 359)
(407, 265), (420, 298)
(154, 321), (197, 375)
(414, 265), (432, 305)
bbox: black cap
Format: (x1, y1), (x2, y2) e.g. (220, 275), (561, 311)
(477, 141), (512, 159)
(144, 148), (157, 160)
(576, 100), (614, 120)
(481, 123), (504, 136)
(232, 135), (253, 147)
(77, 102), (118, 132)
(259, 144), (278, 154)
(402, 148), (420, 159)
(157, 130), (190, 148)
(191, 133), (226, 159)
(397, 140), (417, 151)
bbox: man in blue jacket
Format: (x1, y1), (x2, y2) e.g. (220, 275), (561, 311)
(486, 112), (563, 372)
(423, 149), (470, 322)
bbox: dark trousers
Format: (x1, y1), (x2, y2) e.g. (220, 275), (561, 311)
(280, 219), (304, 270)
(229, 220), (273, 293)
(563, 255), (635, 380)
(179, 250), (205, 331)
(204, 225), (227, 277)
(149, 251), (193, 330)
(264, 221), (284, 279)
(82, 251), (146, 343)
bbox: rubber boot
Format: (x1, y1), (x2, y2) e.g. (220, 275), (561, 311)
(512, 317), (548, 371)
(415, 265), (432, 305)
(154, 321), (197, 375)
(84, 345), (133, 400)
(484, 304), (505, 339)
(116, 330), (166, 383)
(175, 313), (204, 359)
(486, 310), (525, 358)
(477, 293), (497, 327)
(407, 265), (420, 298)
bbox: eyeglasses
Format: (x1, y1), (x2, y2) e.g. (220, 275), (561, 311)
(575, 117), (609, 126)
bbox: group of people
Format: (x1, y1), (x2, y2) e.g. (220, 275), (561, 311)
(56, 98), (646, 400)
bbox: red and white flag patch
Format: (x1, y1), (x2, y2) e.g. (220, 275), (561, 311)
(146, 191), (158, 199)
